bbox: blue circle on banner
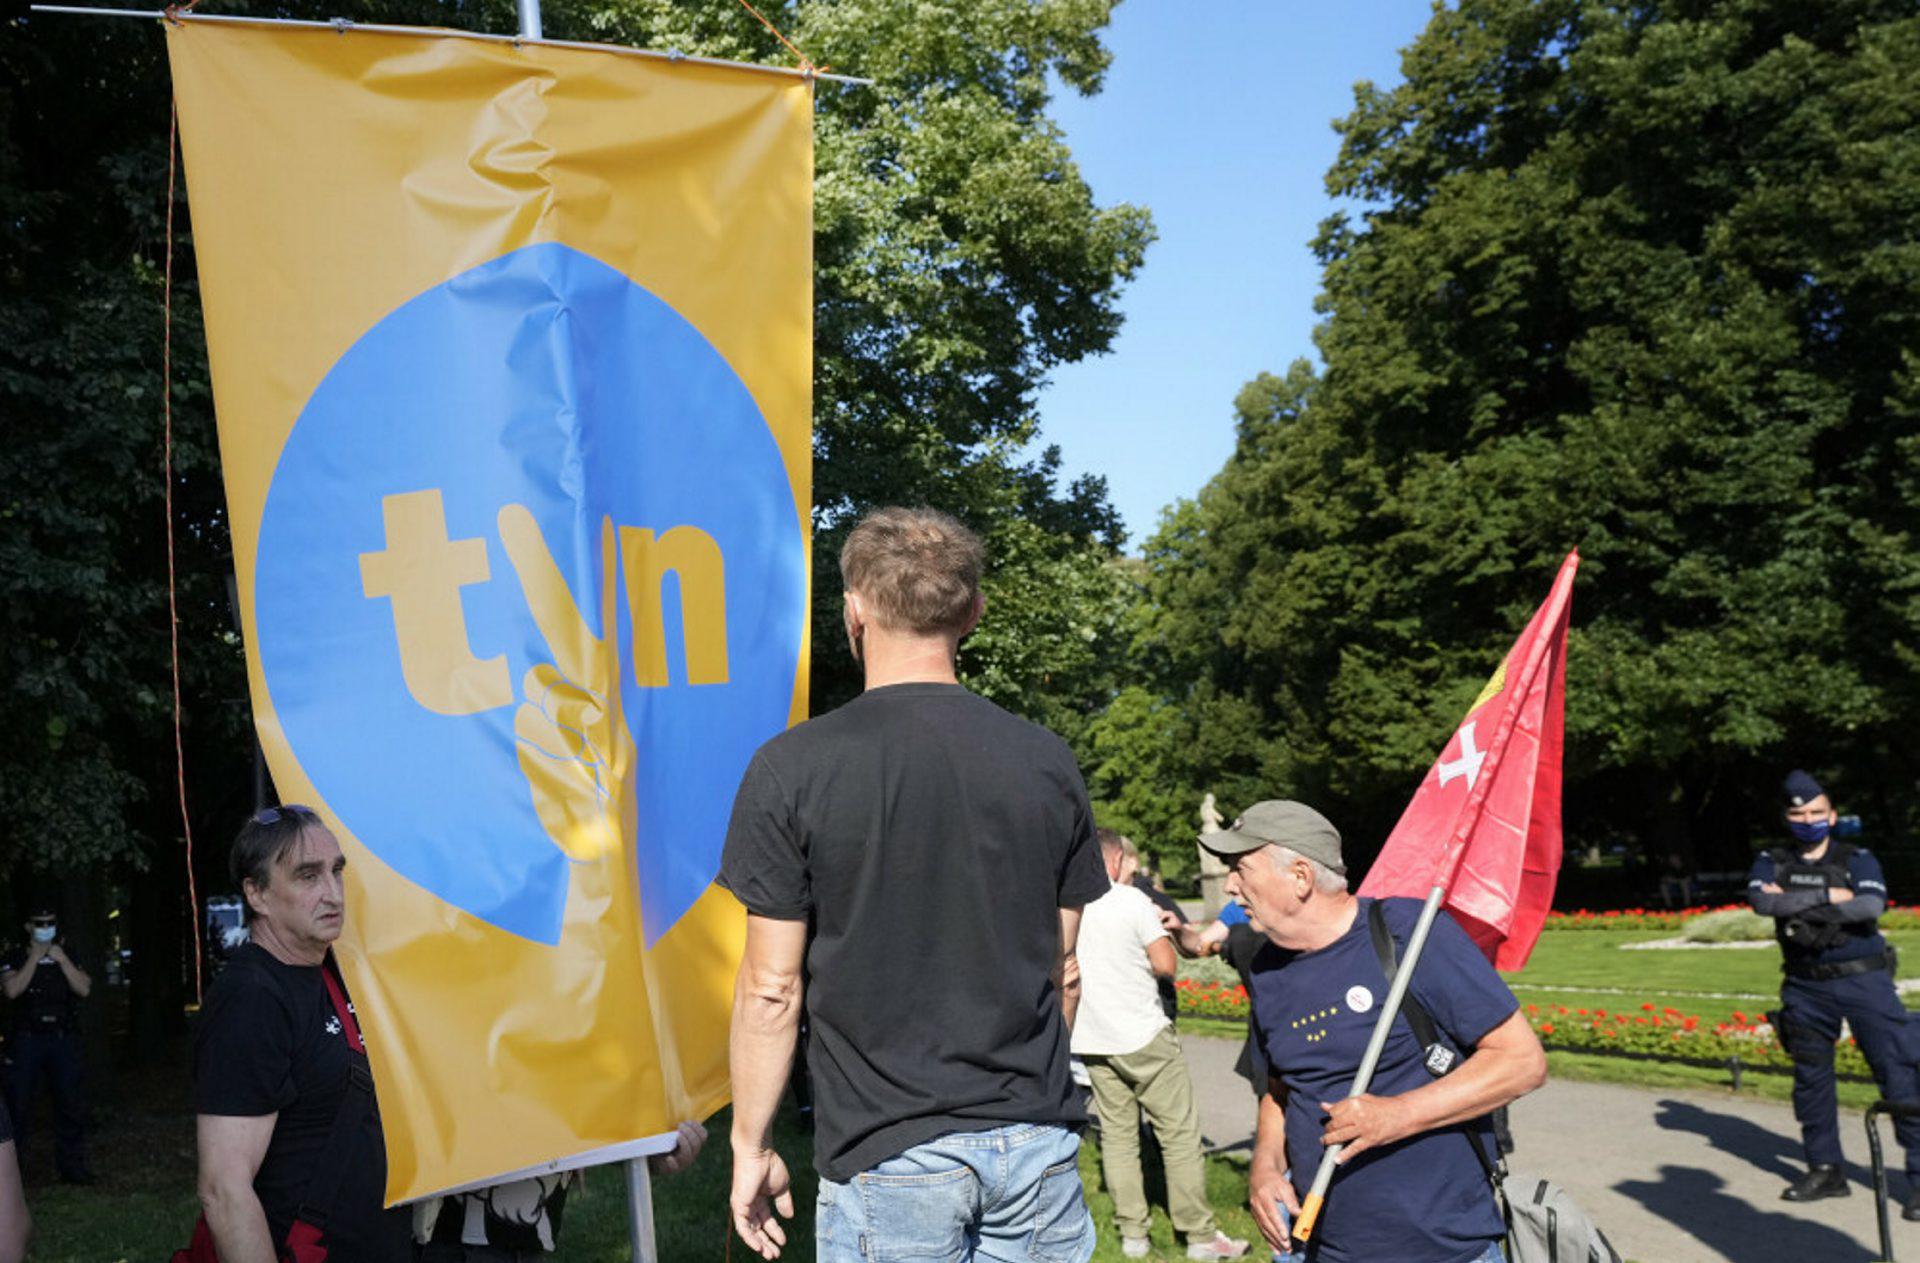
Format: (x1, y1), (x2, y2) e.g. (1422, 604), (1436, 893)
(256, 243), (804, 946)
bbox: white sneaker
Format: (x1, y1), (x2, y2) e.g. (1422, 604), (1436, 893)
(1122, 1236), (1152, 1259)
(1186, 1232), (1250, 1260)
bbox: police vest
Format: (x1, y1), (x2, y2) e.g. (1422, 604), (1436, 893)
(1767, 842), (1875, 955)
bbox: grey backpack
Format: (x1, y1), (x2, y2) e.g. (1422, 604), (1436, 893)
(1495, 1171), (1622, 1263)
(1367, 903), (1622, 1263)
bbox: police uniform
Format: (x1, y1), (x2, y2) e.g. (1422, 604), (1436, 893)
(1749, 770), (1920, 1206)
(1, 940), (89, 1182)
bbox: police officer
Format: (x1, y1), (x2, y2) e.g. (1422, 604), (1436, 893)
(1749, 770), (1920, 1210)
(0, 908), (92, 1184)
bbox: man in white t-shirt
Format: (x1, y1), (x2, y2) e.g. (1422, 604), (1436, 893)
(1076, 830), (1248, 1260)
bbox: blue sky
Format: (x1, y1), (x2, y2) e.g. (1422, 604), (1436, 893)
(1033, 0), (1438, 545)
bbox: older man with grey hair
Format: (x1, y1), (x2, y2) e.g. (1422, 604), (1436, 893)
(1209, 800), (1545, 1263)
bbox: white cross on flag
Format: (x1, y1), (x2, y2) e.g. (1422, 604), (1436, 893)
(1358, 551), (1579, 970)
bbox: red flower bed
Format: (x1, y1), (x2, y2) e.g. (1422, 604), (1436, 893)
(1541, 904), (1920, 932)
(1175, 978), (1250, 1020)
(1180, 985), (1878, 1080)
(1523, 1001), (1872, 1077)
(1541, 905), (1734, 931)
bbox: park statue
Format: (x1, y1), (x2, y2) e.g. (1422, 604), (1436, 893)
(1196, 792), (1229, 918)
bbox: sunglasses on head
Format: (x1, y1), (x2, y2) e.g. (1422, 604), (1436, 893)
(250, 804), (320, 826)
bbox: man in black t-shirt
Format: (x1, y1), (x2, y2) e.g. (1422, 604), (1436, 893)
(195, 805), (409, 1263)
(720, 507), (1108, 1263)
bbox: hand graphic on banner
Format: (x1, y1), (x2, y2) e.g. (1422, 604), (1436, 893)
(499, 504), (627, 863)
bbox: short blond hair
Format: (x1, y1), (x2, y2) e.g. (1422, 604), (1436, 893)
(840, 507), (985, 636)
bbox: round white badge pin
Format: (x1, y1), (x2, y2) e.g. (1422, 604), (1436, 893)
(1346, 985), (1375, 1013)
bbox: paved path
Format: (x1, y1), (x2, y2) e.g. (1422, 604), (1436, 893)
(1179, 1031), (1919, 1262)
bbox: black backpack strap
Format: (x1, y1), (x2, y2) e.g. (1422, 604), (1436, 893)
(1367, 901), (1457, 1077)
(293, 959), (377, 1234)
(1366, 901), (1512, 1187)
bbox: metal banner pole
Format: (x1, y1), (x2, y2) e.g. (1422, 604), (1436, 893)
(26, 8), (874, 86)
(522, 0), (643, 1244)
(1291, 882), (1448, 1243)
(625, 1158), (658, 1263)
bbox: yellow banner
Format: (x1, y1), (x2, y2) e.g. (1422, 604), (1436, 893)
(169, 20), (812, 1201)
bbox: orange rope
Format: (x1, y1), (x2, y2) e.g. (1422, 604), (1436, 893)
(164, 97), (204, 1008)
(733, 0), (828, 75)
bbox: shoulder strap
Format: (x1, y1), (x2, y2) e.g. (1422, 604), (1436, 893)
(1366, 901), (1510, 1187)
(1366, 901), (1445, 1057)
(294, 957), (376, 1233)
(320, 959), (365, 1054)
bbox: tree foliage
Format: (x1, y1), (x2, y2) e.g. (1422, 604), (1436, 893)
(1097, 0), (1920, 870)
(0, 0), (1147, 1029)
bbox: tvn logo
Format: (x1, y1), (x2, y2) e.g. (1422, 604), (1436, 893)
(359, 488), (729, 716)
(252, 243), (805, 944)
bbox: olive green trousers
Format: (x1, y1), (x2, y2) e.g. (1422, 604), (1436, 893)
(1083, 1024), (1219, 1242)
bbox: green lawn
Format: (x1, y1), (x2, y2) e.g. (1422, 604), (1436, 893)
(22, 1062), (1262, 1263)
(28, 922), (1911, 1260)
(1502, 926), (1920, 1033)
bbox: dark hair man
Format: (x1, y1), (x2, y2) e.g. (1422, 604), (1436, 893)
(1077, 830), (1247, 1259)
(194, 806), (409, 1262)
(1, 905), (94, 1184)
(720, 506), (1108, 1262)
(1749, 769), (1920, 1210)
(1163, 899), (1269, 1097)
(1208, 801), (1546, 1263)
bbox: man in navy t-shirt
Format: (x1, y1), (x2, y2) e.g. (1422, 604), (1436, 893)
(1203, 800), (1547, 1263)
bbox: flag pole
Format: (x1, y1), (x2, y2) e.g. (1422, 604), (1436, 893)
(625, 1156), (659, 1263)
(1290, 883), (1448, 1243)
(25, 7), (876, 85)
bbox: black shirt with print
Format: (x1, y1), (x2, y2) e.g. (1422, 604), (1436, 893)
(195, 943), (409, 1263)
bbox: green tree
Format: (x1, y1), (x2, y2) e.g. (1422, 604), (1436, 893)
(1105, 0), (1920, 873)
(0, 0), (1148, 1042)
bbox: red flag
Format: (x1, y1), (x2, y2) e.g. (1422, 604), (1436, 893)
(1358, 552), (1577, 970)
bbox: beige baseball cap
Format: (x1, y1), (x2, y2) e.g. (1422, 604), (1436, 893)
(1199, 799), (1345, 875)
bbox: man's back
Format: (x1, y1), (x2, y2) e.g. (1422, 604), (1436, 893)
(720, 681), (1109, 1181)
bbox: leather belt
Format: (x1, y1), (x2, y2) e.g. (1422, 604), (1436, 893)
(1784, 950), (1891, 982)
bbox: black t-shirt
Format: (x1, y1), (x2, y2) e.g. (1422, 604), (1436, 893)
(195, 944), (409, 1263)
(0, 1098), (11, 1145)
(718, 682), (1111, 1181)
(1131, 878), (1185, 1021)
(1222, 923), (1269, 1089)
(2, 945), (79, 1034)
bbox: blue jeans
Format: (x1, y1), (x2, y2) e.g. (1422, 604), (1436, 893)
(816, 1123), (1095, 1263)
